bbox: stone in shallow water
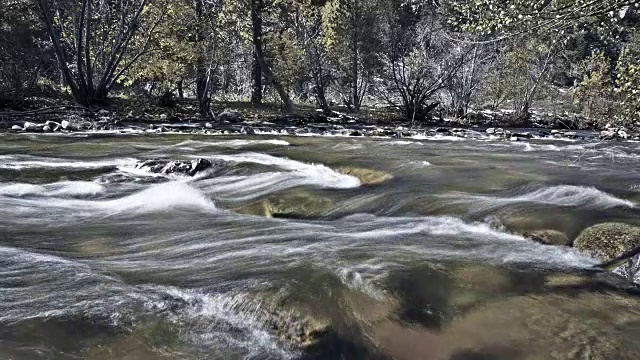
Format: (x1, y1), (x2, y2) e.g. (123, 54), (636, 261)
(523, 229), (572, 246)
(335, 167), (393, 185)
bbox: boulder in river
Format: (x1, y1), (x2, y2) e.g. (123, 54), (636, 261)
(574, 223), (640, 262)
(135, 158), (213, 176)
(217, 110), (241, 123)
(523, 230), (572, 246)
(11, 124), (22, 131)
(335, 167), (393, 185)
(23, 121), (39, 131)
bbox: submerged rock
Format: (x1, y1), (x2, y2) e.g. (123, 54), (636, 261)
(135, 158), (213, 176)
(335, 167), (393, 185)
(373, 290), (640, 360)
(234, 190), (334, 218)
(574, 223), (640, 262)
(523, 229), (572, 246)
(442, 292), (640, 359)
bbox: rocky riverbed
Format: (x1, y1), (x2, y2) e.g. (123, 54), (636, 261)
(0, 126), (639, 359)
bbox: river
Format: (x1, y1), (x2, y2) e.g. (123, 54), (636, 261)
(0, 133), (639, 359)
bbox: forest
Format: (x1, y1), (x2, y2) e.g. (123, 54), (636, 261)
(1, 0), (639, 129)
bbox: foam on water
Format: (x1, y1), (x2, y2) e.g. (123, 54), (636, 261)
(210, 139), (291, 148)
(411, 134), (465, 141)
(0, 245), (294, 358)
(202, 152), (361, 189)
(0, 181), (106, 197)
(326, 214), (598, 268)
(0, 154), (138, 170)
(0, 182), (217, 223)
(144, 287), (296, 359)
(442, 184), (634, 211)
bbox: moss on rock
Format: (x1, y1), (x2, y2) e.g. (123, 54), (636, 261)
(574, 222), (640, 261)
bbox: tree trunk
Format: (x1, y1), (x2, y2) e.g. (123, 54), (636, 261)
(251, 54), (262, 104)
(177, 80), (184, 99)
(251, 0), (294, 113)
(250, 8), (262, 105)
(194, 0), (211, 117)
(350, 0), (361, 113)
(38, 0), (150, 106)
(316, 85), (330, 114)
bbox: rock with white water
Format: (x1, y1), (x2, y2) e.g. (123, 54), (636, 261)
(523, 230), (572, 246)
(618, 130), (629, 139)
(23, 122), (39, 131)
(485, 128), (496, 134)
(135, 158), (213, 176)
(217, 110), (241, 123)
(45, 120), (60, 128)
(510, 132), (531, 139)
(241, 126), (255, 135)
(42, 125), (51, 132)
(97, 109), (110, 115)
(11, 125), (22, 131)
(61, 120), (71, 130)
(335, 167), (393, 185)
(205, 122), (213, 129)
(160, 114), (168, 121)
(600, 127), (630, 141)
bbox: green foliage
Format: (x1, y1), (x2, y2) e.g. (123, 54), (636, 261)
(445, 0), (636, 36)
(0, 1), (44, 107)
(616, 43), (640, 125)
(573, 50), (615, 121)
(478, 37), (558, 119)
(322, 0), (383, 111)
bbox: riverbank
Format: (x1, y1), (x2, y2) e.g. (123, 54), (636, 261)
(1, 100), (639, 142)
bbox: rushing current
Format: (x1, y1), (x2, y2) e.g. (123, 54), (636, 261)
(0, 132), (639, 359)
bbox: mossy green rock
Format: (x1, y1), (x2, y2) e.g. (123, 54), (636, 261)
(574, 223), (640, 261)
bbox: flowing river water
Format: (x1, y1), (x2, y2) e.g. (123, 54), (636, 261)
(0, 132), (639, 359)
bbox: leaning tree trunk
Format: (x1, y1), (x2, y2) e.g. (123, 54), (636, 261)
(251, 0), (294, 113)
